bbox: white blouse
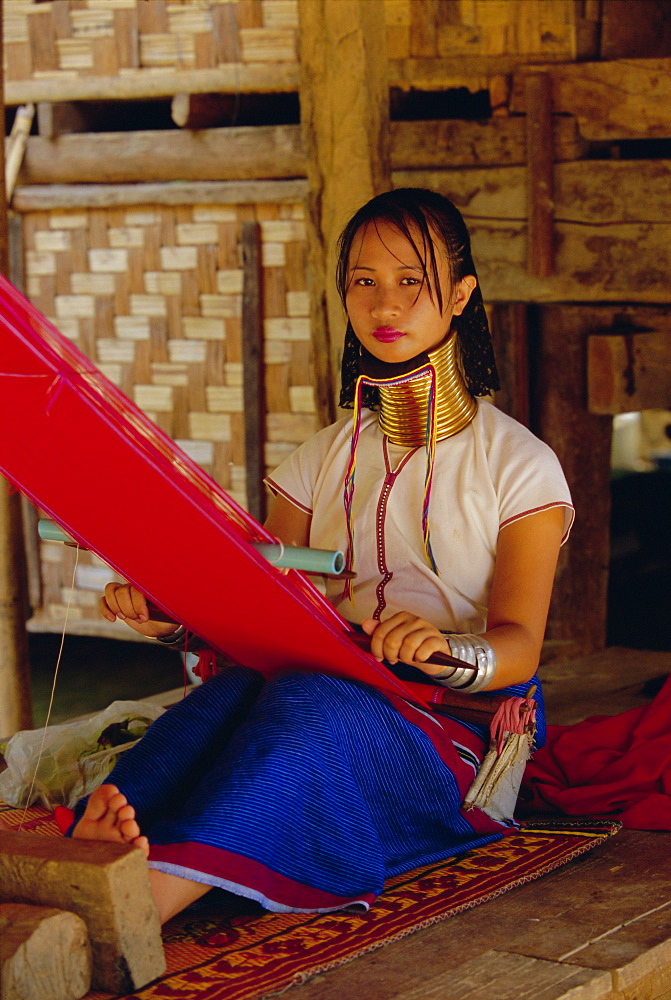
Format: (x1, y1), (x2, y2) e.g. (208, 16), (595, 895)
(266, 400), (574, 635)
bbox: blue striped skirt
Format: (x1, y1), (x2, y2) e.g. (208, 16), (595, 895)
(72, 666), (544, 913)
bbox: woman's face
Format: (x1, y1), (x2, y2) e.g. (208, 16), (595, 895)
(345, 219), (475, 365)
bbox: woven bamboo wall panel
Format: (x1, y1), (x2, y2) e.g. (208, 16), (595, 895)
(4, 0), (589, 87)
(22, 198), (317, 630)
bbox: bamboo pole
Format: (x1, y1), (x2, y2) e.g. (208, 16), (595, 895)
(299, 0), (392, 424)
(5, 104), (34, 201)
(0, 0), (33, 738)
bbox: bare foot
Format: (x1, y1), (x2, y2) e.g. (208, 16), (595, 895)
(72, 784), (149, 858)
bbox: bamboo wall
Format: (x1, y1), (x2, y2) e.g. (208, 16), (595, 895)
(22, 197), (317, 633)
(3, 0), (589, 89)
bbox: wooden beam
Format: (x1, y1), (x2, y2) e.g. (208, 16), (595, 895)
(15, 117), (585, 188)
(490, 304), (530, 427)
(4, 65), (300, 107)
(535, 306), (615, 655)
(18, 124), (305, 186)
(299, 0), (392, 425)
(240, 222), (267, 523)
(512, 59), (671, 140)
(0, 3), (32, 740)
(12, 180), (308, 212)
(588, 313), (671, 414)
(525, 74), (554, 278)
(5, 103), (33, 201)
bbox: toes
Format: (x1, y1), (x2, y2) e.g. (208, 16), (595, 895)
(107, 791), (130, 817)
(131, 835), (150, 859)
(119, 817), (141, 842)
(116, 804), (136, 826)
(85, 784), (121, 821)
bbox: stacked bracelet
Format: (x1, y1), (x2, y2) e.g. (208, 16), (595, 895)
(156, 625), (187, 646)
(434, 633), (497, 693)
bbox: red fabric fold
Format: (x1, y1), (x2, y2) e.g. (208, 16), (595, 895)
(521, 673), (671, 830)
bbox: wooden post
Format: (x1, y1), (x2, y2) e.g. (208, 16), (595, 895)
(490, 304), (530, 427)
(299, 0), (392, 424)
(525, 73), (555, 278)
(0, 0), (33, 737)
(241, 222), (267, 524)
(535, 306), (613, 655)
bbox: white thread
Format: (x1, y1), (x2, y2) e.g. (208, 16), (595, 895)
(18, 544), (80, 830)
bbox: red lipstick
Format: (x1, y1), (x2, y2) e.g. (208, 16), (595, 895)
(372, 327), (405, 343)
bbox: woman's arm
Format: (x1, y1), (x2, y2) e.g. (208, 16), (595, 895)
(362, 505), (566, 690)
(479, 504), (565, 687)
(263, 493), (312, 548)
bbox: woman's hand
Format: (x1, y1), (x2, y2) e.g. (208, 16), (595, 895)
(361, 613), (450, 678)
(99, 582), (180, 639)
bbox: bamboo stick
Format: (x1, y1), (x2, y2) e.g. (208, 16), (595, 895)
(5, 65), (300, 107)
(5, 103), (34, 201)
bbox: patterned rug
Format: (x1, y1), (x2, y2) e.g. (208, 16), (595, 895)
(1, 799), (619, 1000)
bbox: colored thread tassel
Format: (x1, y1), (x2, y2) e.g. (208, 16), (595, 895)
(421, 367), (439, 575)
(342, 377), (365, 602)
(342, 366), (442, 603)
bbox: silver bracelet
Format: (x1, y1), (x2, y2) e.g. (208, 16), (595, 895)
(156, 625), (187, 646)
(434, 634), (497, 693)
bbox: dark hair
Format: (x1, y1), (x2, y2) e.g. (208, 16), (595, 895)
(336, 188), (499, 408)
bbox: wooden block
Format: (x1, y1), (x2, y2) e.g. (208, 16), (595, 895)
(0, 901), (91, 1000)
(511, 59), (671, 140)
(588, 329), (671, 414)
(0, 831), (164, 994)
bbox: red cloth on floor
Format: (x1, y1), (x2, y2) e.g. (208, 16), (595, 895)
(521, 673), (671, 830)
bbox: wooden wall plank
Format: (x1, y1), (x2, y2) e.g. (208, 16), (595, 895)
(512, 59), (671, 140)
(4, 64), (300, 105)
(588, 324), (671, 415)
(13, 156), (671, 305)
(15, 117), (585, 188)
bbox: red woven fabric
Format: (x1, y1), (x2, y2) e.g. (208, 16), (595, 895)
(522, 674), (671, 829)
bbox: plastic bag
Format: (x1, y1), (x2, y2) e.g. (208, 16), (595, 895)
(0, 700), (165, 809)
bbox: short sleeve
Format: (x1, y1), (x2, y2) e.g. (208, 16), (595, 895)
(481, 405), (574, 543)
(264, 419), (349, 516)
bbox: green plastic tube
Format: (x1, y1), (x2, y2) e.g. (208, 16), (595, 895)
(37, 520), (344, 575)
(252, 543), (345, 575)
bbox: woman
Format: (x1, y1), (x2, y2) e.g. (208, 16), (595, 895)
(71, 189), (573, 924)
